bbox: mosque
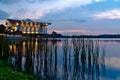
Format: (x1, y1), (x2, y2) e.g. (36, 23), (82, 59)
(5, 19), (51, 34)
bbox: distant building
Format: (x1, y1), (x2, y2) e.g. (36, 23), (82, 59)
(5, 19), (51, 34)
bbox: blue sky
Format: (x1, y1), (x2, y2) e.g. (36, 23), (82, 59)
(0, 0), (120, 35)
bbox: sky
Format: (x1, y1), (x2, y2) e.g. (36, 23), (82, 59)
(0, 0), (120, 35)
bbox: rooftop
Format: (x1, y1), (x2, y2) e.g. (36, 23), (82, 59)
(7, 19), (51, 25)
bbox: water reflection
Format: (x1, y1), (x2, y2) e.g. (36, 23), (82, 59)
(0, 38), (106, 80)
(0, 37), (9, 61)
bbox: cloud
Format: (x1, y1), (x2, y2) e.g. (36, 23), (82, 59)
(26, 0), (53, 3)
(46, 19), (88, 23)
(0, 20), (5, 24)
(0, 0), (104, 19)
(0, 10), (9, 20)
(23, 0), (94, 19)
(49, 29), (89, 33)
(114, 0), (119, 2)
(93, 9), (120, 19)
(0, 0), (21, 4)
(95, 0), (104, 2)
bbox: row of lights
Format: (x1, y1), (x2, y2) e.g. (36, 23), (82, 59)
(6, 20), (48, 27)
(22, 27), (39, 34)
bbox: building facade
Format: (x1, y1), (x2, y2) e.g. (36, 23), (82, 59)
(6, 19), (51, 34)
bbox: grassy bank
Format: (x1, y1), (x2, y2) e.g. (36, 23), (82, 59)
(0, 60), (40, 80)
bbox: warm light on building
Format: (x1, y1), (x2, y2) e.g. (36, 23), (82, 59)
(5, 19), (51, 34)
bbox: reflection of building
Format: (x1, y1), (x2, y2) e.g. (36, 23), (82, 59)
(6, 19), (51, 34)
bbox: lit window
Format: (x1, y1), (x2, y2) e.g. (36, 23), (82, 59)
(26, 22), (29, 26)
(30, 22), (32, 26)
(16, 23), (19, 26)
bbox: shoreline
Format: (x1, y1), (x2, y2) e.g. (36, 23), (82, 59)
(2, 33), (120, 38)
(0, 60), (40, 80)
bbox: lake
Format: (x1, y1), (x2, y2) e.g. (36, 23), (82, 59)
(0, 37), (120, 80)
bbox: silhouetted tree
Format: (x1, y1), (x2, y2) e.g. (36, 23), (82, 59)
(51, 31), (62, 37)
(0, 24), (6, 33)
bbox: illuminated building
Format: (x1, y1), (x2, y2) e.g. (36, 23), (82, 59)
(6, 19), (51, 34)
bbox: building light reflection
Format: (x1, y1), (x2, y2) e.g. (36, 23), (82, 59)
(22, 41), (26, 56)
(9, 45), (12, 52)
(13, 44), (17, 54)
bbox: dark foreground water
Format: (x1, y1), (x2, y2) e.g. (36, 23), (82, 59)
(0, 38), (120, 80)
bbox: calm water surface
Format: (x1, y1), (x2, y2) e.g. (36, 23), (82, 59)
(0, 38), (120, 80)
